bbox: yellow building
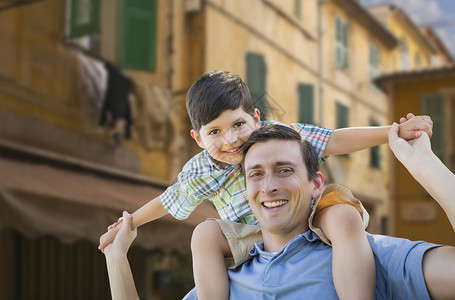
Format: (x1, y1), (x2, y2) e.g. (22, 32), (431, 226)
(320, 0), (397, 233)
(368, 4), (437, 71)
(1, 0), (452, 298)
(0, 0), (214, 298)
(376, 67), (455, 245)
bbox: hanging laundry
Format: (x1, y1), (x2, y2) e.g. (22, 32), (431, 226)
(100, 62), (133, 139)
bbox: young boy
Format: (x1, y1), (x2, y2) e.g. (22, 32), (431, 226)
(99, 71), (433, 300)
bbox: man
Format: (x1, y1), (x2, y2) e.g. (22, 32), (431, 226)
(104, 124), (455, 299)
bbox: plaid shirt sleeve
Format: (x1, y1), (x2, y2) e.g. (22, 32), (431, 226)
(160, 151), (222, 220)
(261, 121), (333, 163)
(288, 123), (333, 160)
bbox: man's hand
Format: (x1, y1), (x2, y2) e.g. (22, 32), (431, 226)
(388, 122), (432, 167)
(103, 211), (137, 258)
(99, 217), (124, 253)
(397, 113), (432, 140)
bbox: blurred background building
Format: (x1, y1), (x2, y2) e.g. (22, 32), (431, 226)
(0, 0), (453, 299)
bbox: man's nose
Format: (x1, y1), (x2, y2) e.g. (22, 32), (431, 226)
(262, 174), (279, 194)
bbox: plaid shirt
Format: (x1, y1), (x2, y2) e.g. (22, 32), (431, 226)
(160, 121), (333, 224)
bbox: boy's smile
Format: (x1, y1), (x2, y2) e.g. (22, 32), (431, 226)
(191, 107), (261, 167)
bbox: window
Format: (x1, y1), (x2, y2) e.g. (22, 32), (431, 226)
(399, 38), (410, 71)
(67, 0), (101, 53)
(369, 42), (380, 83)
(247, 52), (268, 120)
(335, 16), (349, 69)
(336, 102), (349, 157)
(119, 0), (158, 72)
(336, 102), (349, 129)
(68, 0), (101, 38)
(298, 83), (314, 124)
(370, 120), (381, 168)
(430, 55), (438, 67)
(421, 93), (446, 162)
(294, 0), (302, 20)
(415, 53), (422, 69)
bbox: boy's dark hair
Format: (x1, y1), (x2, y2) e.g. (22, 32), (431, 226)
(242, 125), (320, 181)
(186, 70), (256, 132)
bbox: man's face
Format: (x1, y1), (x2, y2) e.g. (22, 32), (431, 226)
(191, 107), (261, 166)
(244, 139), (323, 239)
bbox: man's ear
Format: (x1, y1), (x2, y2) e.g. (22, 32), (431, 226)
(190, 129), (206, 149)
(311, 171), (324, 200)
(253, 108), (261, 129)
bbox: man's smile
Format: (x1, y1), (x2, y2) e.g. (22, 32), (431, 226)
(262, 200), (288, 208)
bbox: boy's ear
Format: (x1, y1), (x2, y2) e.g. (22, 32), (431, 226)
(253, 108), (261, 128)
(190, 129), (206, 149)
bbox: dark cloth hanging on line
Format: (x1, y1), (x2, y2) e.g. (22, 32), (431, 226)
(100, 62), (133, 138)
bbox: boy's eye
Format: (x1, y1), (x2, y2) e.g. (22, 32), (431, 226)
(234, 121), (245, 128)
(209, 129), (220, 135)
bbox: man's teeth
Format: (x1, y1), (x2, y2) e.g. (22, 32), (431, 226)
(263, 200), (287, 208)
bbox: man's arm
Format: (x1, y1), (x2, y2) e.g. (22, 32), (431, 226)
(388, 122), (455, 229)
(388, 123), (455, 299)
(323, 115), (432, 155)
(104, 211), (140, 300)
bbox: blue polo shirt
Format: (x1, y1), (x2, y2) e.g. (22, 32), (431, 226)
(183, 231), (439, 299)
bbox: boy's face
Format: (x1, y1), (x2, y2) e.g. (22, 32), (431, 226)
(191, 107), (261, 166)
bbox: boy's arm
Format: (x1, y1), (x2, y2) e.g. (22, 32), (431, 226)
(131, 196), (168, 228)
(323, 115), (432, 156)
(388, 123), (455, 299)
(99, 196), (168, 251)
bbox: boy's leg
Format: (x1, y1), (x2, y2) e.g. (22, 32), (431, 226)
(191, 219), (231, 300)
(313, 203), (375, 300)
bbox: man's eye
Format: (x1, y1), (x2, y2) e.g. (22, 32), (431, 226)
(209, 129), (220, 135)
(249, 171), (262, 178)
(234, 121), (245, 128)
(279, 168), (293, 174)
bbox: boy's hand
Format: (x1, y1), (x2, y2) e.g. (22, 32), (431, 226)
(397, 113), (432, 140)
(99, 217), (123, 253)
(103, 211), (137, 257)
(388, 122), (432, 168)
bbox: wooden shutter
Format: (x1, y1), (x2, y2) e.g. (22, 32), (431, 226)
(336, 102), (349, 129)
(370, 120), (381, 168)
(335, 16), (348, 69)
(120, 0), (158, 72)
(421, 93), (446, 162)
(246, 52), (268, 120)
(298, 83), (314, 124)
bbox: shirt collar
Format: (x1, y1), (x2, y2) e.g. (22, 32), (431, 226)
(249, 230), (321, 257)
(204, 149), (239, 170)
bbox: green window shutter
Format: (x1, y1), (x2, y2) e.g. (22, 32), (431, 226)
(342, 20), (348, 68)
(421, 94), (446, 162)
(335, 17), (343, 68)
(294, 0), (302, 19)
(335, 17), (348, 69)
(120, 0), (158, 72)
(69, 0), (101, 38)
(298, 83), (314, 124)
(336, 102), (349, 129)
(370, 120), (381, 168)
(246, 52), (268, 120)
